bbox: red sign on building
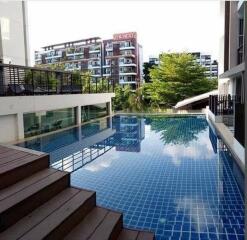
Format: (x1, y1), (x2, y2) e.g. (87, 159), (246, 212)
(113, 32), (137, 41)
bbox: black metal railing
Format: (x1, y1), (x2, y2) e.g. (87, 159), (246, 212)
(209, 94), (245, 146)
(209, 95), (241, 116)
(0, 63), (115, 96)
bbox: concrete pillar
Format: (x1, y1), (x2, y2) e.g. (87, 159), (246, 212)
(108, 101), (113, 115)
(76, 106), (81, 125)
(17, 112), (24, 140)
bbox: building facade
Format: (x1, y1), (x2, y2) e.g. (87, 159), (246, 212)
(208, 1), (245, 172)
(191, 52), (218, 79)
(0, 1), (29, 65)
(35, 32), (143, 89)
(0, 2), (115, 144)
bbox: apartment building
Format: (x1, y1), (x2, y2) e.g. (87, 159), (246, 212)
(0, 2), (115, 144)
(35, 37), (103, 82)
(35, 32), (143, 89)
(102, 32), (143, 89)
(208, 1), (246, 170)
(191, 52), (218, 79)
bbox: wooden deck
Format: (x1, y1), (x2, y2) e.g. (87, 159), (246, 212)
(0, 145), (155, 240)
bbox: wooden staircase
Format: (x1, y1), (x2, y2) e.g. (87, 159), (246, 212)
(0, 145), (155, 240)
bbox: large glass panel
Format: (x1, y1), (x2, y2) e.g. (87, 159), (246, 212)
(81, 103), (108, 122)
(24, 107), (76, 137)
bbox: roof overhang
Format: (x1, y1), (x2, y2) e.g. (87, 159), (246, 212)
(219, 62), (245, 79)
(174, 90), (218, 109)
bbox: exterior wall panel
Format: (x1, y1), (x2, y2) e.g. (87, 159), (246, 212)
(0, 1), (29, 65)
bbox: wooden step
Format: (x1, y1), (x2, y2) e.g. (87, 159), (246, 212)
(117, 229), (155, 240)
(0, 187), (80, 240)
(64, 207), (109, 240)
(88, 210), (122, 240)
(136, 231), (155, 240)
(17, 189), (96, 240)
(117, 229), (139, 240)
(0, 147), (49, 189)
(64, 207), (123, 240)
(0, 168), (69, 231)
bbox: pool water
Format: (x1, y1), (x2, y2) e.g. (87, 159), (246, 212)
(17, 115), (245, 240)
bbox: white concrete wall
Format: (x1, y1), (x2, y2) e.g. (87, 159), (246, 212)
(0, 93), (114, 115)
(0, 93), (115, 143)
(0, 1), (29, 65)
(0, 114), (18, 142)
(229, 2), (239, 69)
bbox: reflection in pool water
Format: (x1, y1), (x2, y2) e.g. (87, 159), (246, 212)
(17, 115), (244, 240)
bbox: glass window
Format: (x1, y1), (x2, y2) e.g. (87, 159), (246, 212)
(24, 108), (76, 137)
(81, 103), (108, 122)
(0, 18), (10, 40)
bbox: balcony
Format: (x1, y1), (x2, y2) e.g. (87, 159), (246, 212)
(0, 63), (114, 96)
(105, 45), (113, 51)
(89, 47), (101, 54)
(119, 45), (135, 50)
(121, 51), (135, 58)
(88, 64), (101, 69)
(45, 54), (62, 60)
(119, 62), (136, 67)
(209, 94), (244, 146)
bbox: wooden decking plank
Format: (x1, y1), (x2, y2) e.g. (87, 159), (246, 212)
(0, 170), (68, 213)
(0, 154), (47, 175)
(0, 149), (24, 159)
(0, 168), (57, 201)
(137, 231), (155, 240)
(89, 211), (123, 240)
(64, 207), (109, 240)
(0, 147), (13, 154)
(118, 229), (139, 240)
(0, 151), (33, 166)
(0, 187), (80, 240)
(19, 190), (95, 240)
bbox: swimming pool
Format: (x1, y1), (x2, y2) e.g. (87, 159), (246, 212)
(17, 115), (245, 240)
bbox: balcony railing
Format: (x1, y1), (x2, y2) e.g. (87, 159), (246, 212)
(209, 95), (242, 116)
(209, 94), (244, 146)
(0, 63), (115, 96)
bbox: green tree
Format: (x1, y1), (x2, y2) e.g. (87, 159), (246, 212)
(81, 71), (92, 93)
(149, 116), (208, 145)
(143, 62), (157, 83)
(148, 53), (217, 106)
(113, 85), (132, 111)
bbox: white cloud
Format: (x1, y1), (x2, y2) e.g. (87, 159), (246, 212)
(175, 196), (219, 232)
(163, 131), (215, 166)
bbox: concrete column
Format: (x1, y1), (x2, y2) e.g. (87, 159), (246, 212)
(76, 106), (81, 125)
(76, 106), (82, 141)
(108, 101), (113, 115)
(17, 112), (24, 140)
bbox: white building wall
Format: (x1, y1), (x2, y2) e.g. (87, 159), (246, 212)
(0, 93), (115, 143)
(0, 1), (29, 65)
(0, 114), (18, 142)
(229, 1), (239, 69)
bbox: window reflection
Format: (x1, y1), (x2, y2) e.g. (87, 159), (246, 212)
(24, 107), (76, 137)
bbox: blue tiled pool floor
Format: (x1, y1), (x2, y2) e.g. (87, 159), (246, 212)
(18, 115), (245, 240)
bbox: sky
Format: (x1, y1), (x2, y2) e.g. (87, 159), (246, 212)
(27, 1), (221, 64)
